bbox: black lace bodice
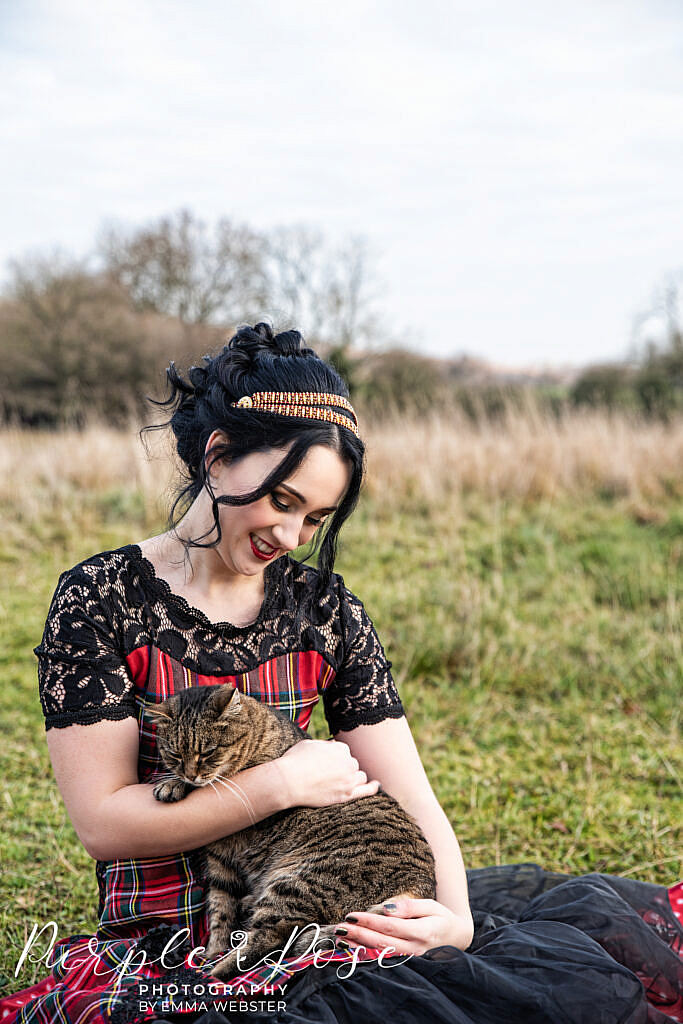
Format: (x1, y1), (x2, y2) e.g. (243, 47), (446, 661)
(35, 545), (404, 735)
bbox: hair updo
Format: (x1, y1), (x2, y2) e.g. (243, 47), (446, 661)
(146, 322), (365, 596)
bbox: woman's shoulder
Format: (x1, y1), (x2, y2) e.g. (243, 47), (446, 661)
(45, 544), (149, 626)
(63, 542), (140, 572)
(283, 555), (356, 605)
(52, 544), (141, 590)
(283, 557), (375, 639)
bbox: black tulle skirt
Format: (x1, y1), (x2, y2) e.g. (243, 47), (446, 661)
(131, 865), (683, 1023)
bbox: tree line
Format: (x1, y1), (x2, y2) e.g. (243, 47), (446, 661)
(570, 335), (683, 419)
(1, 209), (681, 426)
(0, 211), (379, 426)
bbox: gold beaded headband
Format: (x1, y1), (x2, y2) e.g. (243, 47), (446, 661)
(231, 391), (360, 438)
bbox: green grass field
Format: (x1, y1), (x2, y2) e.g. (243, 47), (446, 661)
(0, 432), (681, 991)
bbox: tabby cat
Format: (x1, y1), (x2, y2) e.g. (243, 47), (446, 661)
(148, 683), (436, 979)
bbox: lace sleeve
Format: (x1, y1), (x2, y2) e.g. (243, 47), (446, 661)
(35, 559), (137, 731)
(322, 585), (405, 734)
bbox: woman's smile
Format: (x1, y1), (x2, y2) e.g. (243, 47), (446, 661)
(249, 533), (278, 560)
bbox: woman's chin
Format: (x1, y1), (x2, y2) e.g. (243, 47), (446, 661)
(235, 557), (270, 577)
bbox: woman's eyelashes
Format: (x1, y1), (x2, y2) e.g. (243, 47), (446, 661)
(270, 493), (326, 527)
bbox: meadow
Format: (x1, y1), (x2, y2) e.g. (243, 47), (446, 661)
(0, 408), (681, 990)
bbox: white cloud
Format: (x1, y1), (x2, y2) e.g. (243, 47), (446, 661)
(1, 0), (683, 364)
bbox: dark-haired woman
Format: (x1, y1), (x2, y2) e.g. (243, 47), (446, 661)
(2, 324), (681, 1024)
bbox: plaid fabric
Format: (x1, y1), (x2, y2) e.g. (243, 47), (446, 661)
(2, 644), (366, 1024)
(0, 930), (377, 1024)
(0, 931), (378, 1024)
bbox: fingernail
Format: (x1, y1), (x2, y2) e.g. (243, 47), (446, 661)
(345, 915), (358, 923)
(383, 903), (397, 912)
(335, 939), (351, 952)
(335, 927), (348, 936)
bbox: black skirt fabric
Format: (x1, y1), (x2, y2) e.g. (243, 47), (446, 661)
(139, 865), (682, 1024)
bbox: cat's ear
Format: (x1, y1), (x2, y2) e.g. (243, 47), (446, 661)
(210, 684), (241, 720)
(147, 701), (172, 723)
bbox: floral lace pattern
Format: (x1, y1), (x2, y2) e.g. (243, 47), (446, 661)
(35, 545), (404, 734)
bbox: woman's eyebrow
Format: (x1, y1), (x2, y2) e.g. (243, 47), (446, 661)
(278, 483), (338, 513)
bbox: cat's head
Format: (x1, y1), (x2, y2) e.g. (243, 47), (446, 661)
(148, 684), (248, 786)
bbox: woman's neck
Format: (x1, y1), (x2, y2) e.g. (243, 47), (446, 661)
(139, 533), (268, 628)
(138, 497), (268, 626)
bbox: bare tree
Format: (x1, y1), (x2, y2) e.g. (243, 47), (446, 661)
(99, 209), (267, 327)
(630, 271), (683, 359)
(265, 225), (332, 344)
(265, 226), (382, 352)
(324, 234), (381, 350)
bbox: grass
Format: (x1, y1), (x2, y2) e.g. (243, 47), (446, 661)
(0, 415), (681, 990)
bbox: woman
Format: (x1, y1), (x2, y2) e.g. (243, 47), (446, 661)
(2, 324), (681, 1024)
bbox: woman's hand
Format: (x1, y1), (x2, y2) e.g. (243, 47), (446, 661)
(276, 739), (380, 808)
(334, 897), (474, 956)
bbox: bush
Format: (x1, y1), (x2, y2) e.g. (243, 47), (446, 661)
(634, 333), (683, 419)
(570, 364), (639, 412)
(353, 349), (451, 415)
(0, 257), (214, 427)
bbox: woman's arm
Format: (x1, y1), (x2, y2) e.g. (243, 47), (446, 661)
(47, 717), (379, 861)
(334, 716), (474, 952)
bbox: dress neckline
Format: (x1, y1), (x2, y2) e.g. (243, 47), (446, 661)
(124, 543), (285, 634)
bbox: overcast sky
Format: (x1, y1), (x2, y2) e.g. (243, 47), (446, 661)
(2, 0), (683, 366)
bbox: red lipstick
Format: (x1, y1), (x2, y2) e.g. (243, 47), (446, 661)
(249, 534), (278, 561)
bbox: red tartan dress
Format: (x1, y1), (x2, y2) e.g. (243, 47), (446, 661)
(2, 546), (682, 1023)
(1, 545), (404, 1024)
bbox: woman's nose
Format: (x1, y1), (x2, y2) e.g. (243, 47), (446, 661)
(271, 518), (304, 551)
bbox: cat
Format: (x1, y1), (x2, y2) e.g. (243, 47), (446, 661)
(148, 683), (436, 979)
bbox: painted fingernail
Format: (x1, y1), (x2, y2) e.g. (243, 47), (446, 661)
(335, 939), (351, 952)
(383, 903), (397, 912)
(345, 915), (358, 923)
(335, 927), (348, 936)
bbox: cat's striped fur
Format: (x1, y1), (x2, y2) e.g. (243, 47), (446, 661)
(149, 684), (436, 979)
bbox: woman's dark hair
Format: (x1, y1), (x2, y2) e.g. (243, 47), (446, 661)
(144, 322), (365, 601)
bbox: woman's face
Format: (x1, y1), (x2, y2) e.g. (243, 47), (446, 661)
(204, 436), (352, 579)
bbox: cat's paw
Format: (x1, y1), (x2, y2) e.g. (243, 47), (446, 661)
(209, 950), (240, 979)
(153, 778), (191, 802)
(204, 936), (223, 958)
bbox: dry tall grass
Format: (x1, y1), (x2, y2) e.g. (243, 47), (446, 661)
(1, 410), (681, 531)
(364, 409), (683, 504)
